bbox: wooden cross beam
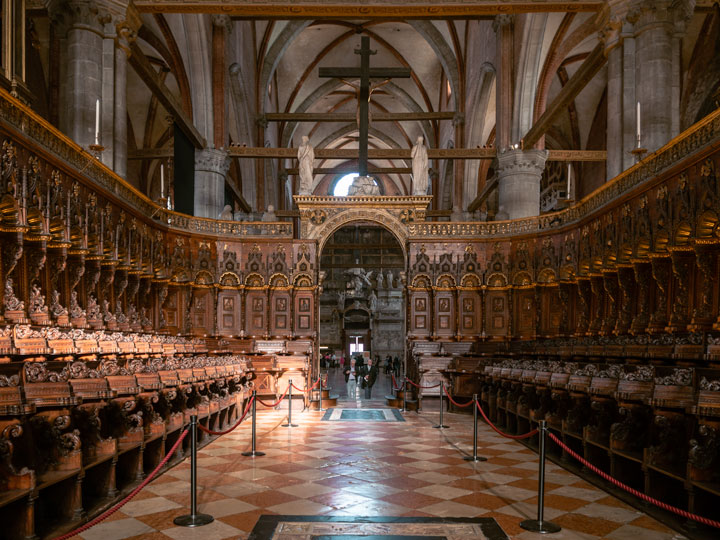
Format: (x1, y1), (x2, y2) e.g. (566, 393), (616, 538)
(522, 43), (606, 149)
(319, 36), (411, 176)
(262, 112), (455, 122)
(129, 148), (607, 161)
(128, 43), (205, 148)
(224, 147), (606, 161)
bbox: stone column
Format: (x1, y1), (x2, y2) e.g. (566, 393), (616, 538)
(621, 29), (637, 170)
(109, 9), (139, 178)
(493, 15), (514, 151)
(496, 148), (548, 219)
(194, 148), (230, 218)
(633, 0), (693, 152)
(49, 0), (105, 148)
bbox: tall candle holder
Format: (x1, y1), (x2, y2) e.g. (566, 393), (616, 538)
(88, 143), (105, 159)
(630, 146), (647, 162)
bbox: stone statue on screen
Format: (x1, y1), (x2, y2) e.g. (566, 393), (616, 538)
(376, 272), (384, 290)
(297, 136), (314, 195)
(219, 205), (233, 220)
(368, 290), (378, 313)
(411, 135), (428, 195)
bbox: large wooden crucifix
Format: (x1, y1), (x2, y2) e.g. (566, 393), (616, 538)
(319, 36), (411, 177)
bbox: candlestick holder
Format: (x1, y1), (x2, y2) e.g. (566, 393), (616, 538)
(630, 147), (647, 162)
(89, 143), (105, 159)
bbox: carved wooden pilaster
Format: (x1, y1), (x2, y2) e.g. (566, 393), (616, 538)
(139, 278), (153, 331)
(48, 248), (69, 326)
(98, 265), (117, 330)
(480, 287), (487, 338)
(184, 285), (193, 335)
(601, 272), (618, 335)
(558, 282), (572, 336)
(648, 256), (671, 333)
(615, 266), (635, 334)
(667, 251), (693, 332)
(212, 286), (219, 336)
(27, 245), (50, 326)
(589, 276), (604, 334)
(2, 237), (26, 323)
(126, 273), (141, 331)
(692, 247), (718, 331)
(631, 262), (651, 333)
(114, 269), (129, 330)
(84, 260), (102, 328)
(575, 278), (591, 335)
(156, 281), (169, 330)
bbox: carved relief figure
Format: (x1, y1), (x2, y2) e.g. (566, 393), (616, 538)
(29, 284), (47, 314)
(3, 278), (24, 312)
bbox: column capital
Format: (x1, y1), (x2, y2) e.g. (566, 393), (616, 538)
(212, 14), (233, 33)
(492, 14), (514, 32)
(496, 148), (548, 175)
(46, 0), (105, 34)
(195, 148), (231, 176)
(630, 0), (695, 36)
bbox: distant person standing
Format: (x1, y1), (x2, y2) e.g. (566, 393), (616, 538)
(345, 361), (357, 399)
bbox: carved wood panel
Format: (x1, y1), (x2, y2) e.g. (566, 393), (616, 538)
(217, 290), (241, 336)
(485, 290), (508, 338)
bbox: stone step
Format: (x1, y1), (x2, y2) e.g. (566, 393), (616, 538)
(309, 395), (339, 409)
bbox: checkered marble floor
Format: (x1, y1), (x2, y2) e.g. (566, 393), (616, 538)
(74, 397), (687, 540)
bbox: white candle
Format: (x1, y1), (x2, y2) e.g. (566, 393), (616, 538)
(160, 164), (165, 198)
(567, 163), (571, 197)
(636, 101), (641, 145)
(95, 99), (100, 145)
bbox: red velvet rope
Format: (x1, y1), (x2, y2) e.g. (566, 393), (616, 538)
(391, 374), (403, 391)
(476, 400), (539, 440)
(257, 385), (291, 408)
(442, 384), (473, 408)
(54, 428), (189, 540)
(197, 396), (254, 436)
(291, 378), (320, 394)
(547, 432), (720, 529)
(405, 378), (441, 390)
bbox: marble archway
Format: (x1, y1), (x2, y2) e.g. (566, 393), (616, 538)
(294, 195), (433, 263)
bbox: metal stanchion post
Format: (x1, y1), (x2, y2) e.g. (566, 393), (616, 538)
(464, 395), (487, 462)
(520, 420), (561, 533)
(318, 376), (325, 411)
(433, 384), (449, 429)
(282, 380), (298, 428)
(402, 379), (407, 412)
(241, 391), (265, 457)
(174, 415), (214, 527)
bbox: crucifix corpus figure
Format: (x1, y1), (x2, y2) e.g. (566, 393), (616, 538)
(319, 36), (411, 177)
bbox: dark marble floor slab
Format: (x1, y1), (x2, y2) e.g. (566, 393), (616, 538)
(249, 515), (509, 540)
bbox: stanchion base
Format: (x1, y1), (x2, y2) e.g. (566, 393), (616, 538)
(433, 425), (450, 429)
(519, 519), (561, 534)
(173, 513), (214, 527)
(281, 423), (298, 427)
(463, 455), (488, 462)
(241, 451), (266, 457)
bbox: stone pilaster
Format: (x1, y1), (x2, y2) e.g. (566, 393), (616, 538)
(496, 148), (548, 219)
(632, 0), (694, 152)
(194, 148), (231, 218)
(48, 0), (105, 148)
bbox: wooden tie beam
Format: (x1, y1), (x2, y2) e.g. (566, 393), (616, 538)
(128, 43), (206, 149)
(225, 147), (606, 161)
(263, 112), (456, 122)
